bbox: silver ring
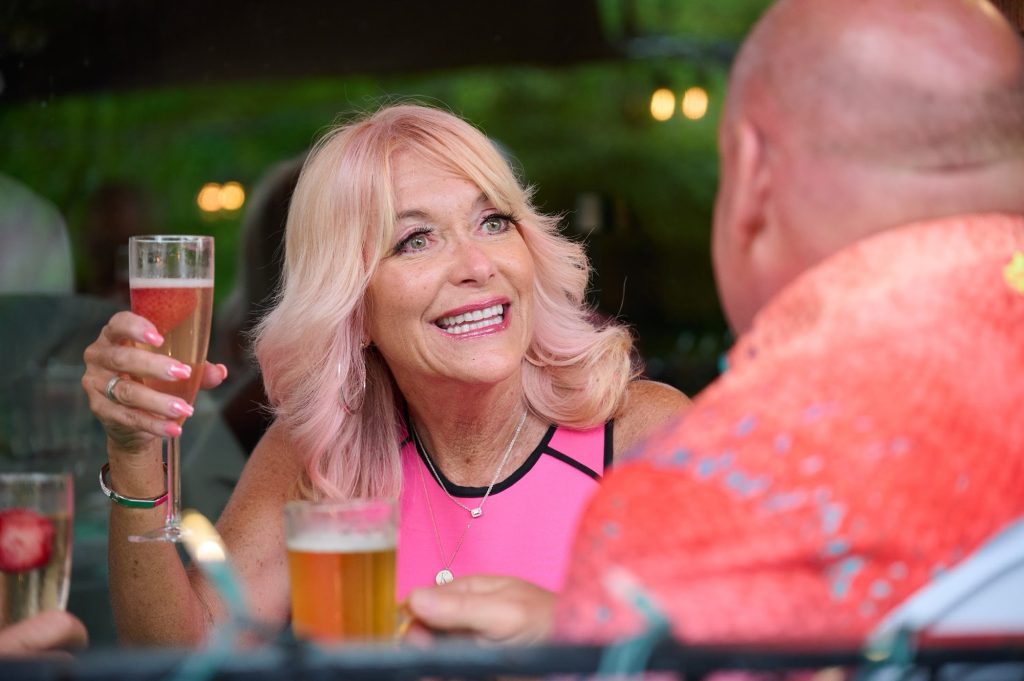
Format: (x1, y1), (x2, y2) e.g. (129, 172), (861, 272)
(105, 375), (123, 404)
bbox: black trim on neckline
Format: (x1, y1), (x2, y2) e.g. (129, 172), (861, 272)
(408, 415), (557, 498)
(604, 420), (615, 471)
(544, 448), (600, 481)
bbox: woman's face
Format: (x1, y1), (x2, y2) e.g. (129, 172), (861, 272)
(365, 151), (535, 392)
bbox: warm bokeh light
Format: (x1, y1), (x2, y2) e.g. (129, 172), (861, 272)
(649, 87), (675, 121)
(219, 181), (245, 211)
(681, 86), (709, 120)
(197, 181), (246, 212)
(196, 183), (222, 212)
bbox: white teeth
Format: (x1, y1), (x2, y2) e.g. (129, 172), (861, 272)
(436, 304), (505, 335)
(437, 304), (504, 331)
(448, 315), (503, 335)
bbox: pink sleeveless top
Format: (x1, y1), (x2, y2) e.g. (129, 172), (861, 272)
(397, 421), (612, 599)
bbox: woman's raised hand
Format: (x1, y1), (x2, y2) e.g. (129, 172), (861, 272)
(81, 311), (227, 453)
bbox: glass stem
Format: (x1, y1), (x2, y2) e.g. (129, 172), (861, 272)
(165, 435), (182, 528)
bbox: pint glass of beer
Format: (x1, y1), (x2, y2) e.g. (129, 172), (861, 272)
(284, 498), (397, 642)
(0, 473), (74, 626)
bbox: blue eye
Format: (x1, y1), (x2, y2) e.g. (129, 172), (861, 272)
(482, 213), (515, 235)
(394, 228), (431, 254)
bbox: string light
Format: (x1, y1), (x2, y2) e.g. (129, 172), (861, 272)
(219, 181), (245, 211)
(681, 86), (709, 120)
(196, 181), (246, 213)
(649, 87), (675, 121)
(196, 183), (222, 212)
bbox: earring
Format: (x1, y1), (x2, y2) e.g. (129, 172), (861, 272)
(338, 359), (368, 415)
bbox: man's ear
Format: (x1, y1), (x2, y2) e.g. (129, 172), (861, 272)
(720, 118), (770, 253)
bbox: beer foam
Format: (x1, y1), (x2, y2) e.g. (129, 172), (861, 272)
(286, 530), (396, 553)
(130, 277), (214, 289)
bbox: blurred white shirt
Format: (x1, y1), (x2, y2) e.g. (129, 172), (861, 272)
(0, 173), (73, 294)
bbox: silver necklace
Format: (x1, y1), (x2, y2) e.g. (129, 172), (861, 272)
(411, 408), (529, 584)
(416, 460), (472, 585)
(411, 408), (528, 519)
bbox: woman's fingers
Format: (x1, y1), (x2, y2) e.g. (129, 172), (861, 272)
(405, 576), (555, 645)
(0, 610), (89, 657)
(83, 311), (230, 450)
(101, 310), (164, 348)
(82, 312), (195, 446)
(200, 362), (228, 390)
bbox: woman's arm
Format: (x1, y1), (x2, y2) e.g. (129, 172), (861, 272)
(84, 311), (298, 646)
(213, 422), (303, 628)
(106, 422), (299, 646)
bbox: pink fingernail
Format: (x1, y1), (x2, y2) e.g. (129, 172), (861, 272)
(144, 330), (164, 346)
(168, 364), (192, 380)
(219, 364), (228, 380)
(170, 402), (194, 417)
(164, 423), (183, 437)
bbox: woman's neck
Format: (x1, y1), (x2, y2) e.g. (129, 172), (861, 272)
(405, 382), (537, 487)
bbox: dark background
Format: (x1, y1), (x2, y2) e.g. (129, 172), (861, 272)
(1, 0), (776, 394)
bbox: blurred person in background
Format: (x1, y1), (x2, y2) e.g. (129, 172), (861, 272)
(214, 155), (305, 455)
(80, 103), (687, 646)
(79, 182), (159, 305)
(0, 173), (73, 295)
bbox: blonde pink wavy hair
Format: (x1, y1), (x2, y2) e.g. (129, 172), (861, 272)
(254, 103), (639, 500)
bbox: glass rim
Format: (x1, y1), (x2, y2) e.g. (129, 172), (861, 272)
(284, 498), (396, 513)
(0, 472), (72, 484)
(128, 235), (213, 244)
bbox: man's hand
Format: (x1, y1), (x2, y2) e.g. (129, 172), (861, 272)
(405, 575), (555, 645)
(0, 611), (88, 657)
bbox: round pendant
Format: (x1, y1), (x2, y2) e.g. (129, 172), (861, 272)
(435, 568), (454, 585)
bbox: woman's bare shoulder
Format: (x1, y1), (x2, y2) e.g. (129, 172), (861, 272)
(612, 380), (690, 460)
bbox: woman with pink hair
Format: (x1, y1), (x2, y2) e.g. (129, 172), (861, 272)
(82, 103), (686, 646)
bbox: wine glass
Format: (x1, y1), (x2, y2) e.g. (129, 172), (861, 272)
(127, 235), (214, 543)
(0, 473), (74, 625)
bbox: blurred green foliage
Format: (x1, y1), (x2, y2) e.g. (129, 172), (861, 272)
(0, 0), (770, 393)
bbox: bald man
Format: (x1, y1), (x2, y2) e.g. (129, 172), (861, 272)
(553, 0), (1024, 643)
(405, 0), (1024, 645)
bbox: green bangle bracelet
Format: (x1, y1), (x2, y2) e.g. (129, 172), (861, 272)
(99, 463), (168, 509)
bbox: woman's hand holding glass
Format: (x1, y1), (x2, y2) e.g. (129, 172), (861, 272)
(82, 311), (227, 454)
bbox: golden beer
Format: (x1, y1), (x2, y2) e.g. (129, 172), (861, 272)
(284, 500), (397, 642)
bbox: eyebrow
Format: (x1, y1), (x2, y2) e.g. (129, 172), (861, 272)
(395, 193), (491, 222)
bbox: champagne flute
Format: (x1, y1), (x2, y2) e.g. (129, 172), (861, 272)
(127, 235), (214, 543)
(0, 473), (74, 625)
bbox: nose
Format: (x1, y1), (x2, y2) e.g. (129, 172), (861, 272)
(447, 237), (496, 286)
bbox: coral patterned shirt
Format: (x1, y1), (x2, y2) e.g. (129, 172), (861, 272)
(556, 215), (1024, 644)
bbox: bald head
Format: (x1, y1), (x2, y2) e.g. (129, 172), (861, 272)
(713, 0), (1024, 333)
(734, 0), (1024, 167)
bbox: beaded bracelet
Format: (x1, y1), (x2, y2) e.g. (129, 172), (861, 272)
(98, 463), (168, 509)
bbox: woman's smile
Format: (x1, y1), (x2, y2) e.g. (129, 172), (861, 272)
(434, 302), (509, 337)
